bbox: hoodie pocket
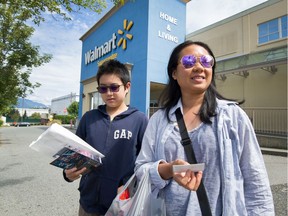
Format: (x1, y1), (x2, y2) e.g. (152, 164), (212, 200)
(79, 173), (101, 205)
(98, 177), (119, 208)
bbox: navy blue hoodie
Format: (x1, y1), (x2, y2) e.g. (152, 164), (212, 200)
(75, 105), (148, 214)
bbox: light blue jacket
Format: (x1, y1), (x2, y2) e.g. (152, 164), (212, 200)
(135, 99), (274, 215)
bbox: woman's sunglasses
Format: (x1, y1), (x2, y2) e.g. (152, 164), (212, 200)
(97, 84), (123, 94)
(180, 54), (214, 69)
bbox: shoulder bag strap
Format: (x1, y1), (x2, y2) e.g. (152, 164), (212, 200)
(175, 108), (212, 216)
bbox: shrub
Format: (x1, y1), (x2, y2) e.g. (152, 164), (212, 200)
(47, 119), (62, 126)
(53, 115), (74, 124)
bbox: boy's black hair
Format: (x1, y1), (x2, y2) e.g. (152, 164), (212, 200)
(159, 40), (243, 124)
(96, 59), (130, 85)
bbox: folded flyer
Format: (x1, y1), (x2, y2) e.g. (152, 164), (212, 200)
(29, 123), (104, 172)
(172, 163), (205, 173)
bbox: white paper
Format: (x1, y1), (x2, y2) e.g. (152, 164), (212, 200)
(172, 163), (205, 173)
(29, 123), (104, 159)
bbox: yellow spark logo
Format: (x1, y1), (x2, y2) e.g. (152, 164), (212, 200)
(117, 19), (134, 50)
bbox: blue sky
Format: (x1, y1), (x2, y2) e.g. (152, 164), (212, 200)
(27, 0), (267, 105)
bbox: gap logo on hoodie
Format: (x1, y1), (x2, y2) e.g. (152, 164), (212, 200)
(114, 129), (132, 140)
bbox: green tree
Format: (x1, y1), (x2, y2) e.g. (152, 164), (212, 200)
(67, 101), (79, 118)
(30, 112), (41, 119)
(0, 0), (124, 115)
(23, 110), (27, 119)
(1, 0), (124, 26)
(0, 3), (51, 115)
(7, 108), (20, 122)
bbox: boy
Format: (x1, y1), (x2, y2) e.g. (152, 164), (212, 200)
(64, 59), (148, 216)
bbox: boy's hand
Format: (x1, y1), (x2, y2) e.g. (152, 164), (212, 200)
(64, 167), (87, 181)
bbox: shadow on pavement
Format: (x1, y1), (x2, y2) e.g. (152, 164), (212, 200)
(0, 176), (35, 188)
(0, 138), (12, 145)
(0, 162), (22, 172)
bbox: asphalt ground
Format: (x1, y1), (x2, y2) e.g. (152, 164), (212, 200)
(0, 126), (79, 216)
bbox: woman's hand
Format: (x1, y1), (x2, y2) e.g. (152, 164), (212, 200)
(171, 159), (203, 191)
(64, 167), (87, 182)
(158, 159), (203, 191)
(173, 169), (202, 191)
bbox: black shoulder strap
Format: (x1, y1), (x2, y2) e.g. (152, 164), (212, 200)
(175, 108), (212, 216)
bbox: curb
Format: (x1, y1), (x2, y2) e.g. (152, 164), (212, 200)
(261, 147), (288, 157)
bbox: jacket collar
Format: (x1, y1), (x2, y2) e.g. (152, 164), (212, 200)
(168, 98), (238, 122)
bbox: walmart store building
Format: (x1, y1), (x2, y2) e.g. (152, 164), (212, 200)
(79, 0), (190, 117)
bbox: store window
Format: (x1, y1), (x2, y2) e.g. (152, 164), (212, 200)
(90, 92), (104, 110)
(281, 15), (287, 38)
(258, 15), (287, 44)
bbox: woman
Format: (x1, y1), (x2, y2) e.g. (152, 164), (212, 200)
(135, 41), (274, 215)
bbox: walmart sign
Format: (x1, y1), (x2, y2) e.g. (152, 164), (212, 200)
(84, 19), (134, 65)
(84, 33), (117, 65)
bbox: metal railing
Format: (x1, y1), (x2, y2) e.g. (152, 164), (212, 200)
(243, 107), (287, 137)
(149, 107), (287, 137)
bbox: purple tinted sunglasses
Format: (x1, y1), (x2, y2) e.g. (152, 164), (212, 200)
(97, 84), (123, 94)
(180, 54), (214, 69)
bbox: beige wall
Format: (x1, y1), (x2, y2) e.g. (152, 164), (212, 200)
(216, 64), (287, 107)
(187, 0), (287, 56)
(82, 77), (97, 115)
(194, 20), (242, 58)
(187, 0), (287, 109)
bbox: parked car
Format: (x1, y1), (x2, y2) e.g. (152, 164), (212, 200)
(15, 122), (31, 127)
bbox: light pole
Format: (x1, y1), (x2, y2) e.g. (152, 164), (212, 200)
(21, 97), (24, 122)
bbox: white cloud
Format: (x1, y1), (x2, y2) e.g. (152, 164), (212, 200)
(26, 6), (112, 105)
(26, 0), (268, 105)
(27, 14), (93, 105)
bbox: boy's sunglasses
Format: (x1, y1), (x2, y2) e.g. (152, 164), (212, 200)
(180, 54), (214, 69)
(97, 84), (123, 94)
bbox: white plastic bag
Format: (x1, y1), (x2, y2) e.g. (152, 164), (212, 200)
(141, 191), (166, 216)
(105, 173), (137, 216)
(105, 170), (166, 216)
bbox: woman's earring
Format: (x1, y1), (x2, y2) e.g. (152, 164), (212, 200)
(172, 72), (177, 80)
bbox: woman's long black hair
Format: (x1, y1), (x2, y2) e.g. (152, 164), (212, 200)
(158, 40), (242, 124)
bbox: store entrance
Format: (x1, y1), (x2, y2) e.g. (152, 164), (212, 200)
(149, 82), (166, 117)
